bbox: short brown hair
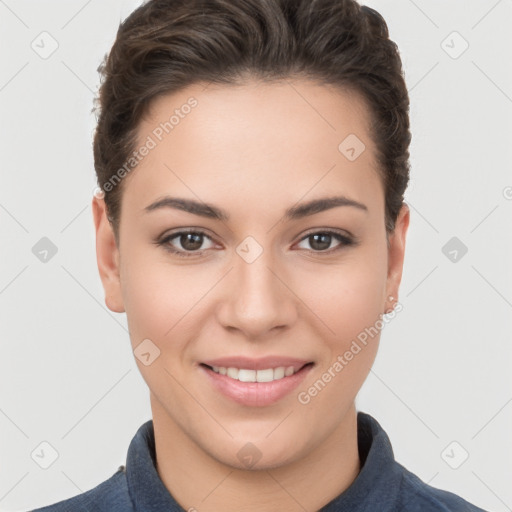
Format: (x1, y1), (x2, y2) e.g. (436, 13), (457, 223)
(93, 0), (411, 243)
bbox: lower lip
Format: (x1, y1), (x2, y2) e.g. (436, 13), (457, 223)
(200, 363), (314, 407)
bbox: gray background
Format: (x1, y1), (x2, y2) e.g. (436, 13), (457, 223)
(1, 1), (511, 511)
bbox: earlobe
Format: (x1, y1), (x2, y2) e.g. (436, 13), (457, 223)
(91, 196), (125, 313)
(384, 203), (410, 311)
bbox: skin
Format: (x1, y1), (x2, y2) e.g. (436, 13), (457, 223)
(92, 78), (409, 512)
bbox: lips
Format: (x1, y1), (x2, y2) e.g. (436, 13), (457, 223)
(199, 356), (315, 406)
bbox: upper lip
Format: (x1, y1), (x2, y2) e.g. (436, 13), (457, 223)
(201, 356), (312, 372)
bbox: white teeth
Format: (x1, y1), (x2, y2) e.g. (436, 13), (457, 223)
(256, 368), (274, 382)
(273, 367), (285, 380)
(210, 365), (301, 382)
(238, 369), (256, 382)
(227, 367), (239, 379)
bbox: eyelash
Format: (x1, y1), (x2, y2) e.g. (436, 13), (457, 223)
(156, 228), (358, 258)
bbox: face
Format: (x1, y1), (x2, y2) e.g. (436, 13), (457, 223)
(93, 78), (409, 469)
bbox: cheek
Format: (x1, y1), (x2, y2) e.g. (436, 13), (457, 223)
(119, 245), (196, 350)
(297, 250), (388, 344)
(296, 261), (387, 415)
(297, 251), (387, 406)
(119, 254), (205, 399)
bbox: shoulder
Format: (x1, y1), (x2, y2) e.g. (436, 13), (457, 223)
(396, 465), (489, 512)
(31, 466), (133, 512)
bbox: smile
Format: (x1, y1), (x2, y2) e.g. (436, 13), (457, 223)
(200, 359), (314, 407)
(208, 365), (301, 382)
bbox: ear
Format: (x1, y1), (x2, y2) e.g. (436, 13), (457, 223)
(384, 203), (410, 312)
(92, 196), (125, 313)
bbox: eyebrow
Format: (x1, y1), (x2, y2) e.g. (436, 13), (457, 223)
(144, 195), (368, 221)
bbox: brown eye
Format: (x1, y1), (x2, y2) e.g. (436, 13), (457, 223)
(178, 232), (204, 251)
(308, 233), (333, 251)
(296, 231), (355, 253)
(157, 229), (215, 257)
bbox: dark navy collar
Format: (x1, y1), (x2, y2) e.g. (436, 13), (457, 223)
(125, 417), (182, 511)
(124, 411), (402, 511)
(321, 412), (403, 510)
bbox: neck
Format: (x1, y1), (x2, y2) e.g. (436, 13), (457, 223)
(151, 393), (360, 512)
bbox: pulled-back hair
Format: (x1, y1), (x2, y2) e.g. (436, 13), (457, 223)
(93, 0), (411, 242)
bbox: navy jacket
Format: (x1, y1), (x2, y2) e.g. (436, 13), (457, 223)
(32, 412), (488, 511)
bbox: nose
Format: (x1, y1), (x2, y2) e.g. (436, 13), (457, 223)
(216, 245), (298, 340)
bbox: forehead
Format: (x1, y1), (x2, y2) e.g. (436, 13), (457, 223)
(123, 79), (383, 217)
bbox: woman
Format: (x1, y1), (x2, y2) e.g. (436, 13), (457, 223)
(33, 0), (488, 510)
